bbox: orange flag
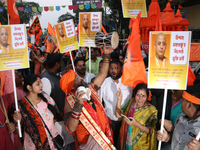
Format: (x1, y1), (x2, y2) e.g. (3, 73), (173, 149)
(128, 18), (133, 29)
(178, 5), (183, 9)
(7, 0), (20, 24)
(122, 12), (147, 88)
(46, 22), (59, 53)
(187, 65), (196, 86)
(28, 42), (37, 51)
(27, 16), (43, 46)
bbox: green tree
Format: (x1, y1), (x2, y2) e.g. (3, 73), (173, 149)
(57, 12), (77, 24)
(16, 2), (41, 24)
(104, 0), (169, 38)
(0, 1), (8, 25)
(0, 1), (41, 24)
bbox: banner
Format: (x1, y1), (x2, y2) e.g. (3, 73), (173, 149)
(79, 12), (102, 47)
(121, 0), (147, 18)
(0, 25), (29, 70)
(73, 0), (102, 5)
(55, 19), (78, 53)
(148, 31), (191, 90)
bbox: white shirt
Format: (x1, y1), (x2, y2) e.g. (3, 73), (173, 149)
(98, 77), (133, 121)
(76, 71), (96, 84)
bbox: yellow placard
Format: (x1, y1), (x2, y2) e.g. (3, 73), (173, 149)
(148, 31), (191, 90)
(121, 0), (147, 18)
(55, 19), (79, 53)
(79, 12), (102, 47)
(0, 24), (29, 71)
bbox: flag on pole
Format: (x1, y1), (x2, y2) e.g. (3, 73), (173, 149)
(27, 16), (42, 46)
(7, 0), (20, 24)
(178, 5), (183, 9)
(46, 22), (59, 53)
(122, 12), (147, 88)
(187, 65), (196, 86)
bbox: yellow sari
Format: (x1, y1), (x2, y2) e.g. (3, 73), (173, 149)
(120, 98), (157, 150)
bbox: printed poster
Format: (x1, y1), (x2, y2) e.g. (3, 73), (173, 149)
(55, 19), (79, 53)
(121, 0), (147, 18)
(0, 24), (29, 70)
(148, 31), (191, 90)
(79, 12), (102, 47)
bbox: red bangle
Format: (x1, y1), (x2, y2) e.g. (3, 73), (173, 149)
(71, 114), (80, 120)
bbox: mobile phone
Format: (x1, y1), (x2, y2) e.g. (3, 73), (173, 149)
(121, 114), (130, 121)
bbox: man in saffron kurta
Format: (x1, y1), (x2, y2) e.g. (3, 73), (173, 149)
(60, 45), (115, 150)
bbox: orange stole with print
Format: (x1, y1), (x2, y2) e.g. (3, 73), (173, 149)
(66, 85), (116, 150)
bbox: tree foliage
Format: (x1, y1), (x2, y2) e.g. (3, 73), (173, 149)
(0, 1), (41, 25)
(0, 1), (8, 25)
(104, 0), (169, 38)
(16, 2), (41, 24)
(58, 12), (77, 24)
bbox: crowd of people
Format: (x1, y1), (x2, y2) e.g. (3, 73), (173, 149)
(1, 36), (200, 150)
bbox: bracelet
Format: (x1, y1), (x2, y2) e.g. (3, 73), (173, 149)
(71, 114), (80, 120)
(73, 102), (83, 112)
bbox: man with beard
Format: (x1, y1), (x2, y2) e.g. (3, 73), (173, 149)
(74, 57), (95, 83)
(60, 45), (115, 150)
(41, 53), (65, 119)
(98, 59), (133, 149)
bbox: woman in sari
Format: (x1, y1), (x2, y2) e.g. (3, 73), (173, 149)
(14, 74), (59, 150)
(116, 83), (158, 150)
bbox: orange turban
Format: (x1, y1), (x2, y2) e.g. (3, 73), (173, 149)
(60, 70), (76, 93)
(182, 91), (200, 105)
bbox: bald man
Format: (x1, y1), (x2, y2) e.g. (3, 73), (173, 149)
(82, 13), (89, 34)
(150, 33), (169, 68)
(0, 27), (12, 54)
(57, 24), (66, 41)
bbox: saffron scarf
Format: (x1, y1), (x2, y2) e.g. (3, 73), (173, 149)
(66, 85), (115, 150)
(17, 97), (50, 149)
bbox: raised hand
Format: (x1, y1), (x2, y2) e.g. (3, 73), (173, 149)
(75, 90), (87, 104)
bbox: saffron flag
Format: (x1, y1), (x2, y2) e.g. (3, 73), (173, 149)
(27, 16), (42, 46)
(46, 22), (59, 53)
(28, 42), (37, 51)
(187, 65), (196, 86)
(122, 12), (147, 88)
(178, 5), (183, 9)
(7, 0), (20, 24)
